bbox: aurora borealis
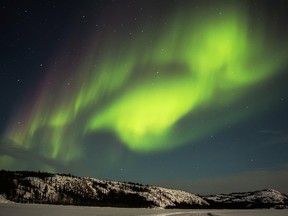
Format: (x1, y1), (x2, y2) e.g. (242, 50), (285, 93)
(1, 0), (288, 194)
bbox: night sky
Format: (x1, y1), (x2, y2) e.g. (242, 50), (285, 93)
(1, 0), (288, 195)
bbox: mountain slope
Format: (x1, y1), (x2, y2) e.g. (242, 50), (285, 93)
(0, 194), (14, 204)
(0, 170), (208, 208)
(203, 189), (288, 209)
(1, 170), (287, 209)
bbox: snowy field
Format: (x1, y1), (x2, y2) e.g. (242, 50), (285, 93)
(1, 204), (288, 216)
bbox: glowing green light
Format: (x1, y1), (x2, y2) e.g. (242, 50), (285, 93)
(4, 2), (288, 163)
(85, 7), (287, 151)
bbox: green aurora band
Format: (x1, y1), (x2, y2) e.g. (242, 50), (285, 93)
(4, 4), (288, 165)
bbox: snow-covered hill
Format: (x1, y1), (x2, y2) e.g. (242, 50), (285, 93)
(0, 194), (14, 204)
(1, 170), (287, 209)
(204, 189), (288, 209)
(0, 170), (208, 208)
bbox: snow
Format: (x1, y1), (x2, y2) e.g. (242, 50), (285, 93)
(2, 171), (287, 209)
(7, 173), (208, 208)
(1, 203), (288, 216)
(144, 186), (208, 208)
(204, 188), (288, 205)
(0, 194), (14, 204)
